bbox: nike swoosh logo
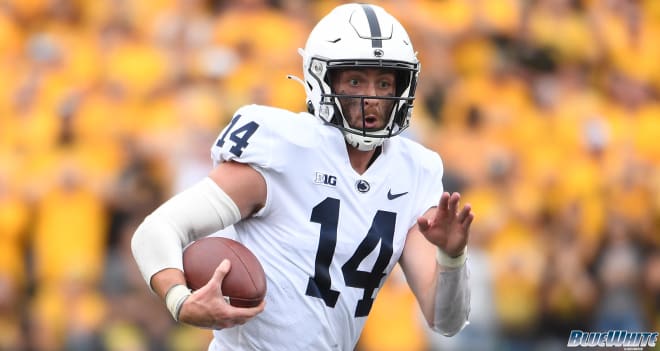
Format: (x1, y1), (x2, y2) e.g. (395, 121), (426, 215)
(387, 189), (408, 200)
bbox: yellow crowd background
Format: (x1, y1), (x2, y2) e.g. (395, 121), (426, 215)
(0, 0), (659, 350)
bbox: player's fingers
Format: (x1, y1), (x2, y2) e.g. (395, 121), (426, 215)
(225, 315), (254, 328)
(457, 204), (472, 222)
(448, 192), (460, 214)
(438, 192), (450, 210)
(216, 305), (261, 330)
(247, 299), (266, 313)
(210, 259), (231, 294)
(417, 216), (431, 232)
(462, 213), (475, 233)
(229, 300), (265, 320)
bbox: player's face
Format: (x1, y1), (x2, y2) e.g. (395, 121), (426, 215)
(331, 68), (397, 131)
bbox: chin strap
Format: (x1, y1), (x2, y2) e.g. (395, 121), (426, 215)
(431, 248), (471, 336)
(344, 132), (383, 151)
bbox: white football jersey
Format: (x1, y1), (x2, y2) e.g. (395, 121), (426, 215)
(208, 104), (444, 351)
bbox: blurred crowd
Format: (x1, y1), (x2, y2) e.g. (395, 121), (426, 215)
(0, 0), (658, 350)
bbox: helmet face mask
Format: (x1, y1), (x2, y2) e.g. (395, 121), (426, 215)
(300, 4), (420, 151)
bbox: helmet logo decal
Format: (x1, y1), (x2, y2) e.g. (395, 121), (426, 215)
(356, 179), (371, 193)
(360, 4), (382, 48)
(373, 49), (384, 57)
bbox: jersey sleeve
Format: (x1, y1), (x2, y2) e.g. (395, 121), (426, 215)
(211, 104), (322, 170)
(210, 105), (320, 219)
(210, 105), (288, 220)
(211, 105), (279, 170)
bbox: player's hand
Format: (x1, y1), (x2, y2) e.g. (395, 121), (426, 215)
(178, 260), (265, 329)
(417, 192), (474, 257)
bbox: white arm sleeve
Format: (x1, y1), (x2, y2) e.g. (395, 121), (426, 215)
(431, 262), (471, 336)
(130, 177), (241, 288)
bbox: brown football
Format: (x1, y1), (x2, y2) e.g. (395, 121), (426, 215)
(183, 237), (266, 308)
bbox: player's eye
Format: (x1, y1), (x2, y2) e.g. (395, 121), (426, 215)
(378, 80), (392, 89)
(349, 78), (360, 87)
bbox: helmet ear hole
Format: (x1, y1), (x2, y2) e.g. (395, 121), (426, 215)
(307, 101), (315, 114)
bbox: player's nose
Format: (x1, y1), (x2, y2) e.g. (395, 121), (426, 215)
(363, 82), (381, 106)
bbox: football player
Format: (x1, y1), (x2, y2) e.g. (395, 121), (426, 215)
(131, 3), (473, 350)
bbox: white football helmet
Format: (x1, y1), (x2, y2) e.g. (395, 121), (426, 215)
(298, 3), (420, 151)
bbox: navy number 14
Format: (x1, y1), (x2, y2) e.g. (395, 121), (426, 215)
(305, 197), (396, 317)
(216, 114), (260, 157)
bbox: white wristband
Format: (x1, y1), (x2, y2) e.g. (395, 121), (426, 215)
(165, 284), (192, 322)
(436, 247), (467, 268)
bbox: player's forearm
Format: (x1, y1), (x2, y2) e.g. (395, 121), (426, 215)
(152, 268), (193, 322)
(151, 268), (187, 300)
(430, 248), (470, 336)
